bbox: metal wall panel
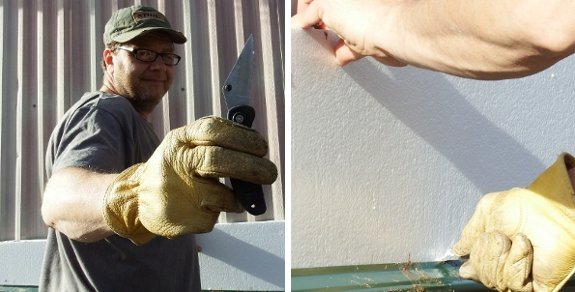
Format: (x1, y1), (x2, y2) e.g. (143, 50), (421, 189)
(0, 0), (285, 240)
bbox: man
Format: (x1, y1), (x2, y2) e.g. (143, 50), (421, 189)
(39, 5), (277, 291)
(293, 1), (575, 291)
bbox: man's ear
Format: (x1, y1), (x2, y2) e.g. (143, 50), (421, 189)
(103, 48), (114, 72)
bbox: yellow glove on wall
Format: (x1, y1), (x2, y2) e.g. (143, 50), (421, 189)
(102, 116), (278, 245)
(453, 153), (575, 292)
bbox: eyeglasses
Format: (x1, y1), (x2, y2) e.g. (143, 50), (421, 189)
(117, 46), (181, 66)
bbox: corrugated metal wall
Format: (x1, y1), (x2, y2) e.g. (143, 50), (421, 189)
(0, 0), (285, 241)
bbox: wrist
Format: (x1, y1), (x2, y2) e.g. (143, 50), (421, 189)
(102, 163), (155, 245)
(367, 2), (410, 62)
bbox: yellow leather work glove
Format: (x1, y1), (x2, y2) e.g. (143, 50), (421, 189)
(102, 116), (278, 245)
(453, 153), (575, 292)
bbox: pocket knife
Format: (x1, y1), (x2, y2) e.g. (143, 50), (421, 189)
(222, 35), (267, 216)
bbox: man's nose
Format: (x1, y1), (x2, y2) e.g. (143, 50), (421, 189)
(149, 57), (167, 70)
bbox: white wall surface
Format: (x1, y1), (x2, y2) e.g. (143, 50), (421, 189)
(291, 28), (575, 269)
(0, 221), (284, 291)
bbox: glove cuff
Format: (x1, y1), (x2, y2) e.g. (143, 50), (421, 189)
(528, 153), (575, 208)
(103, 163), (156, 245)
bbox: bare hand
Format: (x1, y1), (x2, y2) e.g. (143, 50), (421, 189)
(292, 0), (407, 67)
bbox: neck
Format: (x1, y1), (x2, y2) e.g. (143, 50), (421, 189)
(99, 85), (152, 121)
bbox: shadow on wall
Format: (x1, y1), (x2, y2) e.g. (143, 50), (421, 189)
(197, 228), (284, 288)
(343, 61), (545, 193)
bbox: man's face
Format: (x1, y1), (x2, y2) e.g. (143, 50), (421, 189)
(109, 32), (177, 113)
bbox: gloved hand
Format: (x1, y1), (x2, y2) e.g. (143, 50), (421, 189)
(453, 153), (575, 292)
(102, 116), (278, 245)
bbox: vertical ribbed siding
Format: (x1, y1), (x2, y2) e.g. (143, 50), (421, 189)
(0, 0), (285, 240)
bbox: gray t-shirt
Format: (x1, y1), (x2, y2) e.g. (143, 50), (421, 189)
(39, 92), (201, 292)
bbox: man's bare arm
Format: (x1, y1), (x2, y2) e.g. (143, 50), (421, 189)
(41, 167), (118, 242)
(293, 0), (575, 79)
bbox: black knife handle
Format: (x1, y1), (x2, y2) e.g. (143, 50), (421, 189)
(230, 179), (267, 215)
(227, 105), (267, 215)
(228, 105), (255, 126)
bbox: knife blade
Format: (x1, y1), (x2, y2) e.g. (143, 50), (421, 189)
(222, 35), (267, 216)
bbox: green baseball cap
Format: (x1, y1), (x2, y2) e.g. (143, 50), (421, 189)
(103, 5), (187, 45)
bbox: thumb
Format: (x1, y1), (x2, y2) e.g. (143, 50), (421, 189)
(453, 192), (499, 256)
(459, 260), (479, 280)
(334, 40), (365, 65)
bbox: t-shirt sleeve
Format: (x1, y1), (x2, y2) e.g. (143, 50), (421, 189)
(52, 105), (129, 173)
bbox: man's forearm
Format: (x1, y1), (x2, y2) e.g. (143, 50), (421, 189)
(41, 167), (118, 242)
(379, 0), (575, 79)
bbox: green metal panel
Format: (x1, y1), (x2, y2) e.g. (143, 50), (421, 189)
(292, 260), (575, 291)
(0, 286), (38, 292)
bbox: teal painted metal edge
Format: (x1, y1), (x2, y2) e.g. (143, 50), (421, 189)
(292, 261), (482, 291)
(0, 288), (263, 292)
(292, 260), (575, 291)
(0, 286), (38, 292)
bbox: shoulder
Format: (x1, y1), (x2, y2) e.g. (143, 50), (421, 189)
(63, 92), (140, 128)
(83, 92), (137, 118)
(46, 92), (148, 174)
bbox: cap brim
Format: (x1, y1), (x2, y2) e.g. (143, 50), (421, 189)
(112, 27), (187, 44)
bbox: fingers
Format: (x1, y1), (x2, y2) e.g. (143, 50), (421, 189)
(296, 0), (313, 14)
(459, 261), (478, 280)
(173, 116), (269, 157)
(459, 232), (534, 292)
(294, 0), (405, 67)
(197, 179), (244, 213)
(187, 145), (278, 184)
(334, 40), (366, 65)
(503, 234), (534, 292)
(479, 232), (511, 289)
(291, 0), (324, 28)
(166, 116), (278, 184)
(334, 39), (407, 67)
(453, 192), (499, 256)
